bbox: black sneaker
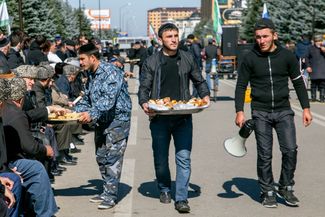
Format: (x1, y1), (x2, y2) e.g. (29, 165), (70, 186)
(98, 200), (116, 209)
(159, 192), (171, 204)
(89, 195), (104, 203)
(261, 191), (277, 208)
(277, 186), (300, 206)
(175, 200), (190, 213)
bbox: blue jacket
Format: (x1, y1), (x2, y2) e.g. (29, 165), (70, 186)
(75, 62), (131, 124)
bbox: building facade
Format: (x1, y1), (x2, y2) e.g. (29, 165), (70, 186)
(84, 9), (111, 31)
(147, 7), (200, 37)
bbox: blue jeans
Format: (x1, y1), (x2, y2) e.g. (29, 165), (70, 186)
(150, 115), (192, 202)
(9, 159), (58, 217)
(0, 172), (22, 217)
(205, 62), (218, 91)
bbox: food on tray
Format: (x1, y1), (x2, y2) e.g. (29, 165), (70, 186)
(48, 112), (80, 120)
(148, 97), (208, 110)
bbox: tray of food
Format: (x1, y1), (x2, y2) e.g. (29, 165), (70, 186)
(47, 112), (80, 124)
(148, 97), (209, 115)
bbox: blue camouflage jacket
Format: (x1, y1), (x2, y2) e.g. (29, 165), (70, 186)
(74, 62), (132, 123)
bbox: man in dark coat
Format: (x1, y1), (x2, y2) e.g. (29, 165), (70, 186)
(7, 32), (24, 69)
(2, 77), (57, 216)
(305, 35), (325, 102)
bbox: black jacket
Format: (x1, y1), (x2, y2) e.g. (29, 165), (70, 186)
(27, 41), (48, 65)
(7, 48), (24, 69)
(235, 42), (310, 113)
(305, 45), (325, 80)
(138, 49), (209, 106)
(2, 102), (47, 161)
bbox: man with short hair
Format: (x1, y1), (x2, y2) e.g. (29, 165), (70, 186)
(138, 23), (209, 213)
(7, 32), (24, 69)
(75, 43), (132, 210)
(235, 18), (312, 208)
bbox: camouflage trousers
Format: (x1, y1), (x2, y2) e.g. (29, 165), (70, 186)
(94, 120), (130, 202)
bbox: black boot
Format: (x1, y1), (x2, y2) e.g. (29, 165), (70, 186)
(320, 89), (325, 103)
(310, 88), (317, 102)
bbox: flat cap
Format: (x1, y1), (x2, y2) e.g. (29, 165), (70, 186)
(15, 65), (38, 79)
(0, 79), (10, 102)
(63, 64), (80, 76)
(37, 64), (54, 80)
(254, 18), (275, 31)
(8, 77), (26, 101)
(65, 39), (76, 46)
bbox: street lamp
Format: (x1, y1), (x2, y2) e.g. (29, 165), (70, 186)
(119, 2), (131, 32)
(98, 0), (101, 39)
(126, 16), (136, 36)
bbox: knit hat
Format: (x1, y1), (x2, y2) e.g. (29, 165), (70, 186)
(15, 65), (38, 79)
(254, 18), (275, 31)
(8, 77), (26, 101)
(37, 64), (54, 80)
(63, 64), (80, 76)
(0, 79), (9, 102)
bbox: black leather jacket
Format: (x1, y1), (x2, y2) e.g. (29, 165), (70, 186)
(138, 49), (209, 106)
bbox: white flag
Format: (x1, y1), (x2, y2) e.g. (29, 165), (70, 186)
(0, 0), (10, 33)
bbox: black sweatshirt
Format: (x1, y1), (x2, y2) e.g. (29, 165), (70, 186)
(235, 42), (310, 113)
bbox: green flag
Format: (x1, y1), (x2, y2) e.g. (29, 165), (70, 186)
(213, 0), (223, 45)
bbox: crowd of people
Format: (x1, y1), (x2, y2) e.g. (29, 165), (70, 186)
(0, 27), (134, 216)
(0, 16), (319, 216)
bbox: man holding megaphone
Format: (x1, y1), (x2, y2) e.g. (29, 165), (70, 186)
(234, 18), (312, 208)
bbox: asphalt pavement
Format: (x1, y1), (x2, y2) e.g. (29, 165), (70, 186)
(53, 67), (325, 217)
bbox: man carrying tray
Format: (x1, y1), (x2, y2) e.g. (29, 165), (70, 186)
(138, 23), (209, 213)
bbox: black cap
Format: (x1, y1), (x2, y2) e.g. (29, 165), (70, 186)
(79, 43), (99, 55)
(0, 37), (9, 48)
(254, 18), (275, 31)
(65, 39), (76, 46)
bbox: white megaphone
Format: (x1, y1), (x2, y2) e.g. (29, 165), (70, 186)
(224, 119), (255, 157)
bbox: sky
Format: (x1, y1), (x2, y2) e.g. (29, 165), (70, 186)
(68, 0), (201, 37)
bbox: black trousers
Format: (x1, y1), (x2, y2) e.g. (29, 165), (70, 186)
(252, 109), (297, 193)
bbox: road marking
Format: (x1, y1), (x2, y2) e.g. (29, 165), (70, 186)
(128, 116), (137, 146)
(114, 159), (136, 217)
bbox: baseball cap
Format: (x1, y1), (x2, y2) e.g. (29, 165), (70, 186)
(109, 56), (125, 64)
(254, 18), (275, 31)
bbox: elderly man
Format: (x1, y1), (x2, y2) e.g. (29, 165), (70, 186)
(2, 77), (58, 217)
(0, 71), (22, 217)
